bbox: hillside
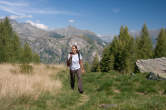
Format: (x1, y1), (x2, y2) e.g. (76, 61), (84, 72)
(7, 19), (105, 64)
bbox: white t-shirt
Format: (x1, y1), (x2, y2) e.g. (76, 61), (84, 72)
(68, 53), (82, 70)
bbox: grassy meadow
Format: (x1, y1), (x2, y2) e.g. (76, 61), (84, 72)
(0, 64), (166, 110)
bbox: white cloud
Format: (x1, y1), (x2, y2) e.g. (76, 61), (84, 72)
(112, 8), (120, 14)
(0, 5), (24, 15)
(0, 1), (80, 17)
(9, 15), (32, 19)
(26, 20), (48, 30)
(0, 1), (29, 16)
(0, 6), (32, 19)
(0, 16), (5, 19)
(0, 1), (28, 6)
(23, 9), (80, 16)
(97, 34), (103, 37)
(68, 19), (75, 23)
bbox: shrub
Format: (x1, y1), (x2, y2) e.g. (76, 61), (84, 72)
(19, 64), (33, 74)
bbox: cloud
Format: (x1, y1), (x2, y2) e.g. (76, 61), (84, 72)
(0, 16), (5, 19)
(97, 33), (102, 37)
(9, 15), (32, 19)
(0, 5), (24, 15)
(0, 1), (29, 16)
(68, 19), (75, 23)
(0, 0), (80, 18)
(0, 1), (28, 6)
(26, 20), (48, 30)
(23, 9), (80, 16)
(112, 8), (120, 14)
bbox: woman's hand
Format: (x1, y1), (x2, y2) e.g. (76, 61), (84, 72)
(81, 69), (85, 74)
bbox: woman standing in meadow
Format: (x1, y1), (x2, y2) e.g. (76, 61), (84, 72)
(66, 45), (85, 94)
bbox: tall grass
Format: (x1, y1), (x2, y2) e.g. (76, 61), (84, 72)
(0, 64), (63, 98)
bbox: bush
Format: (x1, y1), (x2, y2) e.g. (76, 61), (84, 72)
(19, 64), (33, 74)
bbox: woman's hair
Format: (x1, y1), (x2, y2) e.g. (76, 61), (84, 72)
(71, 45), (79, 54)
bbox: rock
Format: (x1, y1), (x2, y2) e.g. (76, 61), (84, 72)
(136, 57), (166, 79)
(99, 104), (117, 109)
(146, 72), (160, 80)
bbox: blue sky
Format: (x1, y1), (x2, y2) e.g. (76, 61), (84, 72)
(0, 0), (166, 36)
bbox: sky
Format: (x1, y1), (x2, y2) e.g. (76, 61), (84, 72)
(0, 0), (166, 36)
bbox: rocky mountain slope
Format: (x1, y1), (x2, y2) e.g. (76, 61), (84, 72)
(9, 20), (105, 64)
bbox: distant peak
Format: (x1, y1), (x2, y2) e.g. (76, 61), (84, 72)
(67, 25), (77, 29)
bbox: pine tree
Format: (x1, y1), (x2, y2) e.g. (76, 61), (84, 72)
(96, 63), (101, 72)
(84, 62), (91, 72)
(109, 54), (115, 70)
(100, 46), (112, 72)
(108, 36), (118, 71)
(0, 22), (4, 62)
(103, 26), (136, 73)
(123, 27), (136, 73)
(0, 17), (13, 62)
(33, 53), (40, 63)
(10, 32), (22, 62)
(91, 53), (100, 72)
(0, 17), (22, 63)
(154, 28), (166, 58)
(22, 42), (33, 64)
(100, 35), (121, 72)
(113, 26), (136, 73)
(136, 24), (153, 59)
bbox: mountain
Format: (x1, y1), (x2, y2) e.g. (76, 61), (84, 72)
(54, 25), (106, 46)
(8, 19), (105, 64)
(97, 34), (114, 43)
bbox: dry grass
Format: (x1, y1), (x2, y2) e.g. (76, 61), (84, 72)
(0, 63), (65, 98)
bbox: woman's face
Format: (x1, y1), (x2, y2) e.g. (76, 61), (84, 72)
(72, 46), (77, 54)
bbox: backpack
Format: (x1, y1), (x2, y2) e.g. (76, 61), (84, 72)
(146, 72), (166, 80)
(78, 50), (81, 63)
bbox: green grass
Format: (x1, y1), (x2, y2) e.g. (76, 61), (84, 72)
(1, 69), (166, 110)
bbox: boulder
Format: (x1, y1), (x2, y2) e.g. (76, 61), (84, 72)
(136, 57), (166, 79)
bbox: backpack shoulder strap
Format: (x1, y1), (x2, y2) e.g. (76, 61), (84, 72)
(78, 51), (81, 64)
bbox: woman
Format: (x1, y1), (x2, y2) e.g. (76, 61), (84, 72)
(67, 45), (85, 94)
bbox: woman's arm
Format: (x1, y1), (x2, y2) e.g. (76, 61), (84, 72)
(66, 54), (72, 67)
(80, 60), (85, 73)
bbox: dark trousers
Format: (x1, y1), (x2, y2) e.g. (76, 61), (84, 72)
(70, 68), (83, 93)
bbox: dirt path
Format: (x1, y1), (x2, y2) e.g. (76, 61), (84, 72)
(77, 94), (89, 106)
(68, 93), (89, 110)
